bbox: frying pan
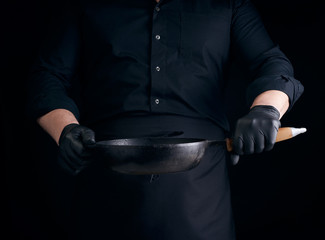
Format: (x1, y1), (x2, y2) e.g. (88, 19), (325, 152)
(94, 127), (306, 175)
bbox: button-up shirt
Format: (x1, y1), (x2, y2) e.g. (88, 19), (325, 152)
(28, 0), (304, 131)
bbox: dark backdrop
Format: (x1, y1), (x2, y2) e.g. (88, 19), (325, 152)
(2, 0), (324, 239)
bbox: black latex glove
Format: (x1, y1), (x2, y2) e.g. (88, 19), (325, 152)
(231, 105), (281, 165)
(58, 123), (96, 175)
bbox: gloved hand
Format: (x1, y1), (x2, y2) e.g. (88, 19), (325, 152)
(58, 123), (96, 175)
(231, 105), (281, 165)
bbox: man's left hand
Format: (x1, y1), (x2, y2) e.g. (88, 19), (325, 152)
(231, 105), (281, 165)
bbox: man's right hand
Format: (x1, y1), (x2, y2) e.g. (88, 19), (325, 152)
(58, 123), (96, 176)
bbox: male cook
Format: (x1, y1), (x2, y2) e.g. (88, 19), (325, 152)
(28, 0), (303, 239)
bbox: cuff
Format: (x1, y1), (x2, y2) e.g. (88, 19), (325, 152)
(246, 74), (304, 111)
(26, 93), (80, 121)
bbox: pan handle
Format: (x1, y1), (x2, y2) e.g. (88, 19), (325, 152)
(225, 127), (306, 152)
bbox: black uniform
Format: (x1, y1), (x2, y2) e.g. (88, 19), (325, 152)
(27, 0), (303, 239)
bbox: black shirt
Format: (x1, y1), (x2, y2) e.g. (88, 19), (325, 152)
(28, 0), (304, 131)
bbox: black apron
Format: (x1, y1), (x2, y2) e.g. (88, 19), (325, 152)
(70, 115), (236, 240)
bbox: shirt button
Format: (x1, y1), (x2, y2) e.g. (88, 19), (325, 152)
(155, 35), (161, 40)
(155, 99), (160, 105)
(155, 6), (160, 12)
(155, 66), (160, 72)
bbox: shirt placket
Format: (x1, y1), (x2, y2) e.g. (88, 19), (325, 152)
(150, 1), (166, 112)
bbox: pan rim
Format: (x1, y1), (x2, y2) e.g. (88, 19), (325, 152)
(94, 137), (209, 148)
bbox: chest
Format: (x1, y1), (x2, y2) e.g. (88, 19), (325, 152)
(80, 0), (232, 59)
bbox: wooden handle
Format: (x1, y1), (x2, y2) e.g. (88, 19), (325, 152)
(275, 127), (294, 142)
(226, 127), (306, 152)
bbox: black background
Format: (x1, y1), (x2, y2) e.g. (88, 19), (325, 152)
(2, 0), (324, 239)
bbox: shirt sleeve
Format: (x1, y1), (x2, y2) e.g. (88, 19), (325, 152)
(26, 0), (81, 120)
(231, 0), (304, 110)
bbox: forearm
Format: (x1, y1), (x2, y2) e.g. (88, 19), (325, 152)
(37, 109), (79, 145)
(251, 90), (289, 119)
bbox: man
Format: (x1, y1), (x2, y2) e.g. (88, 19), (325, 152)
(27, 0), (303, 239)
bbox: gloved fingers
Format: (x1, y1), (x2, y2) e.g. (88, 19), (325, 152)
(80, 128), (96, 146)
(264, 120), (280, 151)
(264, 134), (276, 151)
(232, 136), (244, 155)
(69, 128), (96, 155)
(59, 138), (85, 165)
(72, 144), (93, 159)
(230, 154), (240, 165)
(230, 136), (242, 165)
(66, 137), (93, 158)
(60, 143), (83, 165)
(233, 132), (269, 156)
(58, 148), (92, 175)
(58, 149), (81, 176)
(67, 126), (94, 145)
(242, 135), (254, 155)
(254, 131), (265, 154)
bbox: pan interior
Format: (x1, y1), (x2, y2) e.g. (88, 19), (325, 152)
(95, 138), (207, 147)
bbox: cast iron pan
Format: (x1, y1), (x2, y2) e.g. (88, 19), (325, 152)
(94, 138), (223, 175)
